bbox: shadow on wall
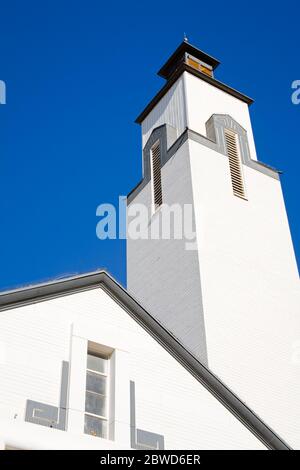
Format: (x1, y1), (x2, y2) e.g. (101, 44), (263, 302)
(25, 362), (165, 449)
(130, 380), (165, 450)
(25, 361), (69, 430)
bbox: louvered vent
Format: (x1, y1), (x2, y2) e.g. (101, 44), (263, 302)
(224, 130), (246, 199)
(151, 141), (163, 209)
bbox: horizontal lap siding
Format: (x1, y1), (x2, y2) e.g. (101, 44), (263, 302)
(0, 289), (264, 449)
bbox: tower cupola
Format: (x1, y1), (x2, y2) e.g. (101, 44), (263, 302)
(157, 40), (220, 81)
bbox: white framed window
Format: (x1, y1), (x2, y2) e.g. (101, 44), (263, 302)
(150, 141), (163, 212)
(84, 351), (110, 439)
(224, 129), (247, 199)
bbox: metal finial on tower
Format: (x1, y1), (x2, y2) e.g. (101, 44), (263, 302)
(183, 32), (188, 43)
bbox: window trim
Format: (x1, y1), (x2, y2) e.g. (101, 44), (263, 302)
(84, 351), (110, 438)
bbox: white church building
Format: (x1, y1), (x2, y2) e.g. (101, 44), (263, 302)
(0, 41), (299, 450)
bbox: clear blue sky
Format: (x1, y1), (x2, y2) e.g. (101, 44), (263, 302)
(0, 0), (299, 290)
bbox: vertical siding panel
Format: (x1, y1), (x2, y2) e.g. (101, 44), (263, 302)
(142, 77), (186, 148)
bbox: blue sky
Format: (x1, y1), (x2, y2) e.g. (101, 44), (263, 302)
(0, 0), (299, 290)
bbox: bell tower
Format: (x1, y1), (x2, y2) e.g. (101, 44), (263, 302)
(127, 41), (300, 448)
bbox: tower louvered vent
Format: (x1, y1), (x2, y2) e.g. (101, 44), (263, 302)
(224, 130), (246, 199)
(151, 142), (163, 209)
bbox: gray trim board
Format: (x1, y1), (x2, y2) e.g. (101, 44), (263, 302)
(127, 125), (188, 203)
(0, 270), (291, 450)
(127, 117), (280, 204)
(205, 114), (281, 178)
(127, 125), (188, 204)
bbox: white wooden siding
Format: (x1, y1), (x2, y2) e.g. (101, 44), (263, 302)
(0, 287), (264, 450)
(142, 76), (186, 149)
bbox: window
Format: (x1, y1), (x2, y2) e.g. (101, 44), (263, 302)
(150, 141), (163, 210)
(186, 54), (213, 77)
(224, 129), (246, 199)
(84, 352), (109, 439)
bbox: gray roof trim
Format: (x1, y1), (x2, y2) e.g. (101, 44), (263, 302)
(0, 271), (291, 450)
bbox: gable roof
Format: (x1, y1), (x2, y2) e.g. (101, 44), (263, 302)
(0, 270), (291, 450)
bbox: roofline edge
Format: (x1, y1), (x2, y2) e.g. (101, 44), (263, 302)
(0, 270), (292, 450)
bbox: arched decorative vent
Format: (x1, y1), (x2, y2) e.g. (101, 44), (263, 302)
(151, 141), (163, 209)
(224, 130), (246, 199)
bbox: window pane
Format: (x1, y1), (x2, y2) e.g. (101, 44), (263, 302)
(85, 391), (106, 417)
(84, 414), (107, 438)
(87, 354), (107, 374)
(86, 371), (106, 395)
